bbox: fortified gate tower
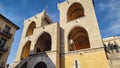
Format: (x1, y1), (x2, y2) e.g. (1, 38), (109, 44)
(58, 0), (109, 68)
(14, 0), (109, 68)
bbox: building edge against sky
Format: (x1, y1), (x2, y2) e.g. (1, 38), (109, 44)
(13, 0), (110, 68)
(0, 14), (19, 68)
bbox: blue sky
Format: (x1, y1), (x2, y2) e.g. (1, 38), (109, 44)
(0, 0), (120, 65)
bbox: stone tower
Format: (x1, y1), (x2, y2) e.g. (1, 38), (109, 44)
(14, 11), (60, 68)
(14, 0), (110, 68)
(58, 0), (109, 68)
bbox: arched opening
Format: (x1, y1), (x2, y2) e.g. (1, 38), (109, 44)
(26, 21), (36, 36)
(34, 62), (47, 68)
(68, 26), (90, 51)
(67, 3), (84, 22)
(36, 32), (51, 53)
(21, 41), (31, 60)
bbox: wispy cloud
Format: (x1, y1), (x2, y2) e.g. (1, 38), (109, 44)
(98, 0), (120, 37)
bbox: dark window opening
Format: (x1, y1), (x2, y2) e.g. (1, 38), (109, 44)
(113, 44), (119, 53)
(75, 60), (78, 68)
(106, 42), (120, 53)
(34, 62), (47, 68)
(0, 37), (6, 48)
(36, 48), (41, 53)
(0, 53), (2, 59)
(3, 25), (11, 34)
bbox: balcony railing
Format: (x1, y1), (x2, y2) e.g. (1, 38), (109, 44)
(0, 29), (12, 39)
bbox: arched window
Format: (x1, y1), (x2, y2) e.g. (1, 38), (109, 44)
(26, 22), (36, 36)
(21, 41), (31, 60)
(36, 32), (51, 53)
(68, 26), (90, 51)
(67, 3), (84, 22)
(34, 62), (47, 68)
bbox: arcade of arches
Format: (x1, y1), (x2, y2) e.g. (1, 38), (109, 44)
(26, 22), (36, 36)
(35, 32), (51, 53)
(67, 3), (84, 22)
(68, 26), (90, 51)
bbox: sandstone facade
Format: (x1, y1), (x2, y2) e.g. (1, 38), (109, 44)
(14, 0), (110, 68)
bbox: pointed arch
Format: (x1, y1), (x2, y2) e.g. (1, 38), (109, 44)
(36, 32), (51, 53)
(21, 41), (31, 60)
(67, 3), (84, 22)
(68, 26), (90, 51)
(26, 21), (36, 36)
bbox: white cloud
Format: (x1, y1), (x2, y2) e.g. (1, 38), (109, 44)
(98, 0), (120, 37)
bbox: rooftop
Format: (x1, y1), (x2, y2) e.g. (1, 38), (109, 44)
(0, 14), (20, 30)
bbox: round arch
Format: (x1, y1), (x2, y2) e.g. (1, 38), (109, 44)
(35, 32), (51, 53)
(67, 2), (84, 22)
(26, 21), (36, 36)
(21, 41), (31, 60)
(68, 26), (90, 51)
(34, 62), (47, 68)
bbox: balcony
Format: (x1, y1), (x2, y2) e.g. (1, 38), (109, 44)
(0, 29), (12, 39)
